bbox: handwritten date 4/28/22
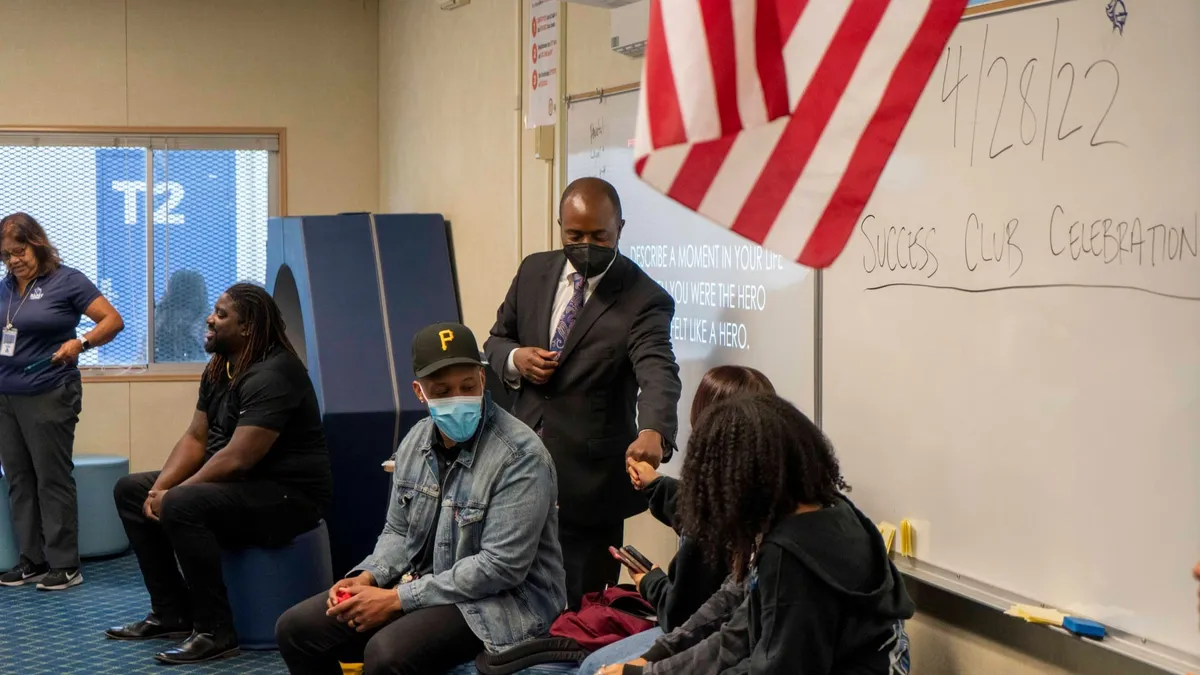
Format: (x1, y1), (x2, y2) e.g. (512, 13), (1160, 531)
(940, 18), (1126, 167)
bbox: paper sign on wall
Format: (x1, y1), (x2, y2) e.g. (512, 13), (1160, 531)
(527, 0), (559, 128)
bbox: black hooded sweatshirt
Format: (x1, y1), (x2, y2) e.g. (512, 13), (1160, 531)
(740, 496), (915, 673)
(637, 475), (731, 632)
(624, 492), (912, 667)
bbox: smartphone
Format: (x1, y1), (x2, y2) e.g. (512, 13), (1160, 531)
(623, 545), (655, 571)
(23, 357), (54, 374)
(608, 545), (649, 574)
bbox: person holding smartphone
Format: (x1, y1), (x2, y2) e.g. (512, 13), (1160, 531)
(580, 366), (774, 675)
(626, 366), (775, 630)
(602, 395), (915, 675)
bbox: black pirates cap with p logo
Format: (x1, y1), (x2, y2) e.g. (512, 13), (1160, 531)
(412, 322), (485, 378)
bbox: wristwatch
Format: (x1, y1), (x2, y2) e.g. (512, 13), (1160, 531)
(79, 337), (92, 352)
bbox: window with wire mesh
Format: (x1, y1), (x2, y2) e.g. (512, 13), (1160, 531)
(0, 138), (274, 368)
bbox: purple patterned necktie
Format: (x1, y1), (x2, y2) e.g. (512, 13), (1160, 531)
(537, 273), (586, 437)
(550, 273), (587, 353)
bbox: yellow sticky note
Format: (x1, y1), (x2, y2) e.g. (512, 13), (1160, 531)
(878, 522), (897, 554)
(899, 519), (914, 557)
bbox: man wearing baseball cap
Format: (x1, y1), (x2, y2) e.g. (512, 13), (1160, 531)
(276, 322), (567, 674)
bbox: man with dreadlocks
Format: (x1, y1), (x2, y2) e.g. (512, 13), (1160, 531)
(106, 283), (331, 665)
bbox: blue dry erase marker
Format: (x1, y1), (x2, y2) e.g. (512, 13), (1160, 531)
(1063, 617), (1106, 640)
(23, 357), (54, 374)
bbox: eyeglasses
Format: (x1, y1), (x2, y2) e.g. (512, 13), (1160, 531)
(1, 247), (27, 261)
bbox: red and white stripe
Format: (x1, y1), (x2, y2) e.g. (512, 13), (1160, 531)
(634, 0), (966, 268)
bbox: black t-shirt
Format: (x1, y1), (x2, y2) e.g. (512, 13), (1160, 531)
(411, 429), (463, 577)
(197, 344), (332, 507)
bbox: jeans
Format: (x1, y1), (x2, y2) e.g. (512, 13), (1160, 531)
(578, 628), (664, 675)
(114, 471), (321, 634)
(276, 592), (483, 675)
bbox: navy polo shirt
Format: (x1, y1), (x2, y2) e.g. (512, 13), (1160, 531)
(0, 266), (102, 395)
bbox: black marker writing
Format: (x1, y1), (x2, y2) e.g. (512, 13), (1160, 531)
(944, 18), (1126, 166)
(964, 213), (1024, 277)
(864, 282), (1200, 303)
(860, 215), (939, 279)
(1049, 206), (1197, 266)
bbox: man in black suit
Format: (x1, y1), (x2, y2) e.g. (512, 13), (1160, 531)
(485, 177), (681, 608)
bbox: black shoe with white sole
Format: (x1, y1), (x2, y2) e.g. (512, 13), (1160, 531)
(36, 568), (83, 591)
(0, 561), (49, 587)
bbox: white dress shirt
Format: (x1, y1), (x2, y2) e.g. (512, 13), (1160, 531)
(504, 259), (609, 388)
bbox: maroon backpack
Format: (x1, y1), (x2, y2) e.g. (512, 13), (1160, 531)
(549, 584), (657, 651)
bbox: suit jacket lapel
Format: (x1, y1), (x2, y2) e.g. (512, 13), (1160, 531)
(557, 255), (628, 364)
(532, 254), (565, 350)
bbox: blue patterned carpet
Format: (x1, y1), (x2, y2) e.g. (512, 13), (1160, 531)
(0, 553), (287, 675)
(0, 553), (580, 675)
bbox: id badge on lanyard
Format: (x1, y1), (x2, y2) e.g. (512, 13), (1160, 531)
(0, 327), (16, 357)
(5, 278), (37, 358)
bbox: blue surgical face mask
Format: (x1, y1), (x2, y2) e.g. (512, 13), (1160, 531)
(421, 389), (483, 443)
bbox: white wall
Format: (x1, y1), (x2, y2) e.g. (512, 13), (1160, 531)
(0, 0), (379, 470)
(379, 0), (521, 338)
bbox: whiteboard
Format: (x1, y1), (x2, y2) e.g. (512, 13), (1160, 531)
(823, 0), (1199, 662)
(566, 90), (817, 475)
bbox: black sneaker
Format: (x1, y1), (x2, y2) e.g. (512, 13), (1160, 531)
(36, 568), (83, 591)
(0, 561), (49, 587)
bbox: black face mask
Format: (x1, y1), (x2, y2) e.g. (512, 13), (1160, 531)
(563, 243), (617, 279)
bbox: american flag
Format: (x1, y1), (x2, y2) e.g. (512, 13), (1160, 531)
(633, 0), (967, 269)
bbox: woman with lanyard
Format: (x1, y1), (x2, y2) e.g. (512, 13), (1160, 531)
(0, 212), (124, 591)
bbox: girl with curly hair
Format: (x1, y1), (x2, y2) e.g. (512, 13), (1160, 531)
(605, 394), (915, 675)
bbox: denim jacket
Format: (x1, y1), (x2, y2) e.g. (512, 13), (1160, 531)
(354, 394), (567, 652)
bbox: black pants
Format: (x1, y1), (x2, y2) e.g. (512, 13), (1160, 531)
(560, 520), (624, 610)
(0, 381), (82, 569)
(276, 592), (483, 675)
(113, 471), (321, 634)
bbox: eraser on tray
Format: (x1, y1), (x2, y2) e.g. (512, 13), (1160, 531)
(1063, 616), (1105, 639)
(1006, 604), (1065, 626)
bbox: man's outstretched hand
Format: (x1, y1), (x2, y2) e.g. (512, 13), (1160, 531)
(626, 430), (664, 468)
